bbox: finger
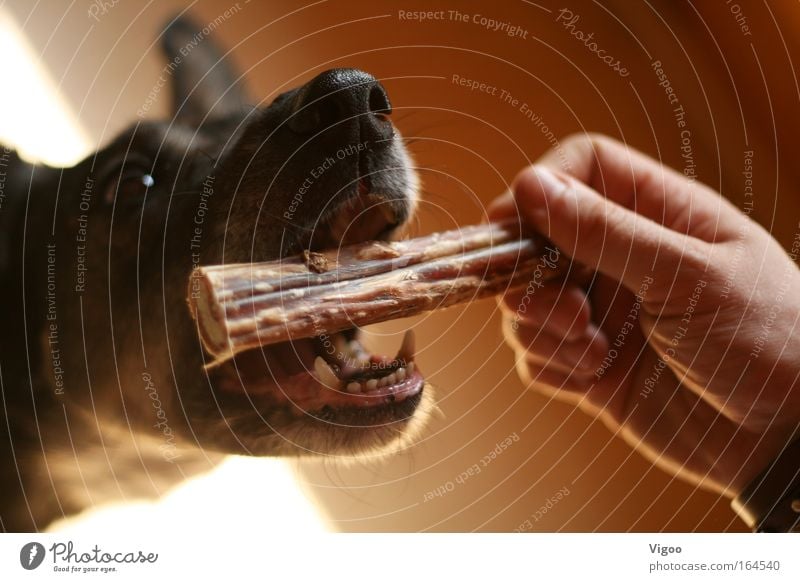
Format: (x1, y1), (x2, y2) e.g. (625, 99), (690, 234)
(512, 352), (593, 405)
(486, 194), (595, 289)
(538, 133), (743, 241)
(487, 189), (516, 222)
(499, 282), (591, 341)
(512, 165), (708, 296)
(502, 315), (609, 374)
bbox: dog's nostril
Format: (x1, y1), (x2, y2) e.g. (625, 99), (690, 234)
(369, 84), (391, 117)
(288, 68), (392, 136)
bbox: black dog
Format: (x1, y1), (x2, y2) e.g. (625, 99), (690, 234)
(0, 16), (430, 532)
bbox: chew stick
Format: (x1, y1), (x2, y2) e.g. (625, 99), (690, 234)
(189, 222), (566, 362)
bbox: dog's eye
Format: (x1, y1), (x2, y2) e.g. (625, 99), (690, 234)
(104, 170), (155, 205)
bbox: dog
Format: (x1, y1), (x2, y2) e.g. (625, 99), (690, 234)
(0, 16), (430, 532)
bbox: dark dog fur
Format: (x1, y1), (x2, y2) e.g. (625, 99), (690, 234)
(0, 16), (429, 532)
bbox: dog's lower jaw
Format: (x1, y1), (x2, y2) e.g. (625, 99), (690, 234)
(197, 386), (435, 460)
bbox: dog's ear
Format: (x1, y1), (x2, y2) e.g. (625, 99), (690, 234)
(161, 15), (248, 124)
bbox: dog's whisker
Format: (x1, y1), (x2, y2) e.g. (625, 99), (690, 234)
(395, 119), (451, 136)
(398, 136), (426, 147)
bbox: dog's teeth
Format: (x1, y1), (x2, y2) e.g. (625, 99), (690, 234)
(396, 367), (406, 381)
(385, 373), (397, 385)
(346, 382), (362, 394)
(378, 377), (389, 387)
(366, 379), (378, 391)
(397, 329), (416, 363)
(314, 356), (340, 388)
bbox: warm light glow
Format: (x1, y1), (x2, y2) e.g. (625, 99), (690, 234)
(0, 9), (91, 166)
(50, 457), (329, 533)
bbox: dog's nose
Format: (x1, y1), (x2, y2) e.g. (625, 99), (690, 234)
(288, 68), (393, 142)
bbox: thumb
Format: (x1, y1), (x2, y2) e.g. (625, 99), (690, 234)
(513, 165), (699, 294)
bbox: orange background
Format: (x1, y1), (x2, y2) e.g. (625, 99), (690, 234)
(8, 0), (799, 531)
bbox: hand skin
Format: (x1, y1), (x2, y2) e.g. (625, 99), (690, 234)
(488, 134), (800, 498)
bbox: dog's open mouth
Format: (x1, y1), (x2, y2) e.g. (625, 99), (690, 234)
(209, 182), (424, 423)
(308, 178), (401, 250)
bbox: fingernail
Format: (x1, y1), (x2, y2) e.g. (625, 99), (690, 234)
(532, 166), (568, 197)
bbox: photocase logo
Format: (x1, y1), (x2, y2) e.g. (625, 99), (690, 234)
(19, 542), (46, 570)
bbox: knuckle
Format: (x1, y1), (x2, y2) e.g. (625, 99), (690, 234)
(502, 316), (534, 350)
(585, 132), (620, 150)
(574, 195), (610, 247)
(659, 238), (709, 274)
(516, 358), (539, 387)
(561, 132), (616, 154)
(560, 132), (595, 155)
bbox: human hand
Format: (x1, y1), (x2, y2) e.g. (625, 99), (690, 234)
(488, 134), (800, 497)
